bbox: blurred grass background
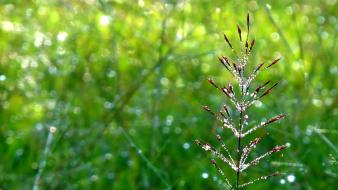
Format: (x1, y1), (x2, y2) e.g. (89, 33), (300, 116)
(0, 0), (337, 189)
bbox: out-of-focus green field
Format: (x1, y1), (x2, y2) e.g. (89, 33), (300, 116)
(0, 0), (337, 189)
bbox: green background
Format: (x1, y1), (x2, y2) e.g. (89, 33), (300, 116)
(0, 0), (337, 189)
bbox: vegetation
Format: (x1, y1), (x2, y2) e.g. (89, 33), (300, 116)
(0, 1), (337, 189)
(195, 14), (288, 189)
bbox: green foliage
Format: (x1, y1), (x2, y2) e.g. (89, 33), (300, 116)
(0, 0), (337, 189)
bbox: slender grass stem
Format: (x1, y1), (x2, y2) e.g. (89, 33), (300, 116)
(196, 14), (287, 189)
(32, 126), (57, 190)
(236, 92), (244, 189)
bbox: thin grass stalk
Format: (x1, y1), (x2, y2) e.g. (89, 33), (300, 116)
(195, 14), (288, 189)
(32, 126), (57, 190)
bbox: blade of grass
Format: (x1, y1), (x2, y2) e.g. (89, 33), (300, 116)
(120, 126), (172, 189)
(313, 127), (338, 154)
(264, 4), (293, 56)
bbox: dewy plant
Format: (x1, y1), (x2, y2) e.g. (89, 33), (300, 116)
(195, 14), (287, 189)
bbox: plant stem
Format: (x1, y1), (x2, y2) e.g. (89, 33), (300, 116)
(33, 127), (56, 190)
(236, 111), (243, 189)
(236, 81), (245, 189)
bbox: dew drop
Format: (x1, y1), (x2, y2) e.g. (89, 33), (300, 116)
(174, 127), (181, 134)
(104, 153), (112, 160)
(90, 175), (99, 182)
(286, 142), (291, 147)
(182, 142), (190, 150)
(287, 174), (295, 183)
(166, 115), (174, 126)
(202, 144), (211, 151)
(57, 31), (68, 42)
(271, 32), (280, 41)
(280, 179), (286, 184)
(49, 126), (57, 133)
(99, 15), (111, 26)
(107, 70), (116, 78)
(305, 127), (313, 136)
(312, 98), (323, 107)
(201, 172), (209, 179)
(254, 101), (263, 107)
(160, 77), (169, 87)
(138, 0), (144, 7)
(0, 75), (6, 81)
(16, 149), (24, 157)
